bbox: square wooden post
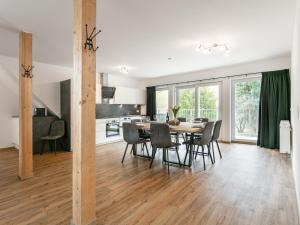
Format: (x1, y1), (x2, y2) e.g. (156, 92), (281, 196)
(72, 0), (97, 224)
(19, 32), (33, 180)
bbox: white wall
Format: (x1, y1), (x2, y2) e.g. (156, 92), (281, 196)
(0, 54), (146, 148)
(0, 68), (19, 148)
(0, 54), (72, 148)
(0, 55), (72, 116)
(144, 55), (291, 142)
(291, 0), (300, 217)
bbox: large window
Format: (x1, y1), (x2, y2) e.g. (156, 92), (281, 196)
(175, 83), (221, 122)
(156, 89), (169, 122)
(176, 86), (196, 122)
(232, 78), (261, 141)
(198, 84), (220, 121)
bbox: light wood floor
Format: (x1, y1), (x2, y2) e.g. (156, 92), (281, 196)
(0, 142), (299, 225)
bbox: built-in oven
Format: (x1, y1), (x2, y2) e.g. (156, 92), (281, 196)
(106, 120), (120, 137)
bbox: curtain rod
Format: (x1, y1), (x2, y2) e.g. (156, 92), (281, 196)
(153, 71), (264, 88)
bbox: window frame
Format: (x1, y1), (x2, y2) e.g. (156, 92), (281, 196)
(174, 81), (222, 122)
(231, 75), (262, 142)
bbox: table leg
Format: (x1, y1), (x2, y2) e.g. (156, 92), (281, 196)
(133, 144), (137, 156)
(189, 133), (194, 167)
(176, 133), (179, 144)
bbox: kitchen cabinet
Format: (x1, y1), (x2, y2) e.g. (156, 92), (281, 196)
(96, 83), (102, 104)
(114, 86), (146, 105)
(96, 118), (123, 145)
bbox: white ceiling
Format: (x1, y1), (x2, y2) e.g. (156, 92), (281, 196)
(0, 0), (297, 78)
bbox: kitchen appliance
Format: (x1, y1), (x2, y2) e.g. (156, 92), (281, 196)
(102, 86), (116, 99)
(106, 119), (120, 137)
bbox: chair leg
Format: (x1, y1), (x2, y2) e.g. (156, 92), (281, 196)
(40, 141), (45, 155)
(211, 142), (215, 163)
(141, 144), (144, 156)
(59, 138), (66, 151)
(166, 149), (170, 174)
(195, 145), (200, 160)
(54, 140), (57, 155)
(49, 141), (53, 152)
(201, 146), (206, 170)
(184, 144), (189, 165)
(149, 147), (157, 168)
(162, 148), (166, 163)
(207, 144), (214, 164)
(144, 143), (150, 160)
(121, 143), (129, 163)
(175, 147), (181, 167)
(216, 140), (222, 159)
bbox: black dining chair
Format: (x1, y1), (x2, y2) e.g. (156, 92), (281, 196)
(122, 122), (150, 163)
(177, 117), (187, 122)
(189, 122), (214, 170)
(170, 117), (186, 142)
(211, 120), (222, 162)
(40, 120), (65, 155)
(149, 123), (181, 173)
(194, 118), (209, 123)
(185, 118), (208, 141)
(131, 119), (151, 140)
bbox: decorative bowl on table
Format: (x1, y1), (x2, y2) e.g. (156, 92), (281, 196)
(168, 119), (180, 126)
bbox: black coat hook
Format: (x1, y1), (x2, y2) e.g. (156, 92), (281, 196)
(84, 24), (101, 51)
(21, 64), (34, 78)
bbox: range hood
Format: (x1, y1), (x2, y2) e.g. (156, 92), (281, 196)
(102, 86), (116, 99)
(100, 73), (116, 103)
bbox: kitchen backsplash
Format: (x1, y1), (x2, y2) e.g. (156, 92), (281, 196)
(96, 104), (141, 119)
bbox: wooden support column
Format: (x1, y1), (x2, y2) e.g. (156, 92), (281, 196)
(72, 0), (96, 224)
(19, 32), (33, 180)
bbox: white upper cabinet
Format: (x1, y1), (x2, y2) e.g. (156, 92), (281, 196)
(114, 86), (146, 105)
(96, 74), (102, 104)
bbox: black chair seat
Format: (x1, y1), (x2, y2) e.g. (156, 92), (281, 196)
(150, 123), (182, 172)
(122, 123), (151, 163)
(137, 138), (150, 144)
(139, 133), (151, 139)
(170, 142), (181, 148)
(40, 120), (65, 155)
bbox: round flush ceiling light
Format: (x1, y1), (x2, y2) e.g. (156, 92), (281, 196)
(120, 66), (129, 74)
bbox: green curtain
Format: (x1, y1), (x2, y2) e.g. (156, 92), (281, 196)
(257, 69), (290, 149)
(146, 86), (156, 120)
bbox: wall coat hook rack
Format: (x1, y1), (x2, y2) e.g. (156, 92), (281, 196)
(21, 64), (34, 78)
(84, 24), (101, 51)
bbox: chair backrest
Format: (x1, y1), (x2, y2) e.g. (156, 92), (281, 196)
(131, 119), (142, 124)
(177, 117), (186, 122)
(194, 118), (209, 122)
(49, 120), (65, 138)
(150, 123), (172, 148)
(212, 120), (222, 141)
(196, 122), (214, 146)
(122, 122), (140, 144)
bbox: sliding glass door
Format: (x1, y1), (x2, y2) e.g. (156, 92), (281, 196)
(156, 89), (169, 122)
(232, 77), (261, 141)
(176, 86), (196, 121)
(175, 83), (221, 122)
(198, 84), (220, 121)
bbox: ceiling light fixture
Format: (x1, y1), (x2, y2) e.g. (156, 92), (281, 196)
(120, 66), (129, 74)
(196, 43), (230, 56)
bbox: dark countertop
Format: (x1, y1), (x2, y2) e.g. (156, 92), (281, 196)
(96, 114), (143, 119)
